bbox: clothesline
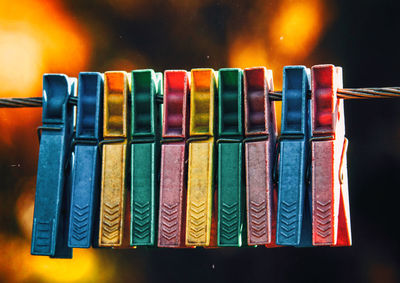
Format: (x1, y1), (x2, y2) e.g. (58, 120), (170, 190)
(1, 87), (400, 108)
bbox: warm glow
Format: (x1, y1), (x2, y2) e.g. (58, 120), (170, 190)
(0, 0), (91, 146)
(0, 235), (114, 283)
(228, 38), (268, 69)
(0, 31), (43, 94)
(28, 249), (100, 283)
(0, 0), (91, 95)
(228, 0), (329, 87)
(270, 0), (326, 58)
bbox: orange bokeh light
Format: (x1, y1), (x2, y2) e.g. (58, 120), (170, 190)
(228, 0), (330, 88)
(269, 0), (327, 58)
(0, 0), (91, 146)
(228, 0), (331, 133)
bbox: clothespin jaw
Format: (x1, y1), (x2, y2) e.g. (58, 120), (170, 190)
(131, 70), (159, 138)
(32, 74), (75, 258)
(280, 66), (309, 135)
(189, 69), (216, 137)
(186, 68), (216, 247)
(217, 68), (245, 247)
(68, 72), (103, 248)
(311, 65), (341, 137)
(99, 71), (129, 247)
(276, 66), (312, 246)
(103, 72), (128, 138)
(311, 64), (351, 246)
(162, 70), (189, 138)
(76, 72), (104, 140)
(158, 70), (189, 247)
(130, 70), (161, 246)
(243, 67), (277, 246)
(218, 68), (243, 137)
(244, 67), (275, 136)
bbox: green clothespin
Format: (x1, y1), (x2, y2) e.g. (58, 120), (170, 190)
(217, 68), (245, 247)
(130, 70), (162, 246)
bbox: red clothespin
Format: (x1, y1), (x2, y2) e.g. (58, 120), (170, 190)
(158, 70), (189, 247)
(244, 67), (278, 246)
(311, 64), (352, 246)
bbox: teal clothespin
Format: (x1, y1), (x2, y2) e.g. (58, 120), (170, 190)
(217, 68), (245, 247)
(130, 70), (162, 246)
(31, 74), (76, 258)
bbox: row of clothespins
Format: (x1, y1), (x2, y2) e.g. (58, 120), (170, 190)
(31, 64), (351, 258)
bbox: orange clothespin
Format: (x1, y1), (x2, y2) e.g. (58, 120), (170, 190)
(311, 64), (352, 246)
(98, 71), (129, 247)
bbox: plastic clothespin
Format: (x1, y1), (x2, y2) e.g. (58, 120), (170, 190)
(130, 70), (162, 246)
(311, 64), (352, 246)
(68, 73), (103, 248)
(276, 66), (312, 246)
(31, 74), (76, 258)
(98, 71), (129, 247)
(186, 68), (217, 247)
(217, 68), (245, 247)
(158, 70), (189, 247)
(243, 67), (277, 246)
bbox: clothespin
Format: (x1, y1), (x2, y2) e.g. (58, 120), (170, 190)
(217, 68), (245, 247)
(276, 66), (312, 246)
(98, 71), (129, 247)
(68, 72), (103, 248)
(311, 64), (352, 246)
(130, 70), (162, 246)
(158, 70), (189, 247)
(186, 68), (217, 247)
(243, 67), (277, 246)
(31, 74), (75, 258)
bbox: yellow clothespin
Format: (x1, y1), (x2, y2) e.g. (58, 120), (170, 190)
(186, 69), (217, 247)
(98, 71), (129, 247)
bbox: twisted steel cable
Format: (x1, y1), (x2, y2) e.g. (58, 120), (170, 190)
(1, 87), (400, 108)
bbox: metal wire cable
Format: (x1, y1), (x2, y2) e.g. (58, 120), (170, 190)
(1, 88), (400, 108)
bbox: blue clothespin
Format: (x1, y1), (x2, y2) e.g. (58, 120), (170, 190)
(68, 73), (103, 248)
(31, 74), (76, 258)
(276, 66), (312, 246)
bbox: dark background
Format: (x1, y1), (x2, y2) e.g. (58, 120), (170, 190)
(0, 0), (399, 282)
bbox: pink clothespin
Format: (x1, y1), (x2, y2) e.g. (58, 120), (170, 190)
(158, 70), (189, 247)
(311, 64), (352, 246)
(244, 67), (278, 246)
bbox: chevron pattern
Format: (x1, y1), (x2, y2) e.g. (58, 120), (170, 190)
(33, 220), (52, 253)
(315, 200), (332, 239)
(101, 202), (121, 243)
(71, 204), (90, 242)
(220, 202), (239, 241)
(249, 200), (267, 239)
(160, 202), (179, 241)
(188, 201), (207, 241)
(133, 201), (151, 240)
(278, 201), (297, 240)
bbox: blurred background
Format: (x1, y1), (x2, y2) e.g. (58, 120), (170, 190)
(0, 0), (399, 282)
